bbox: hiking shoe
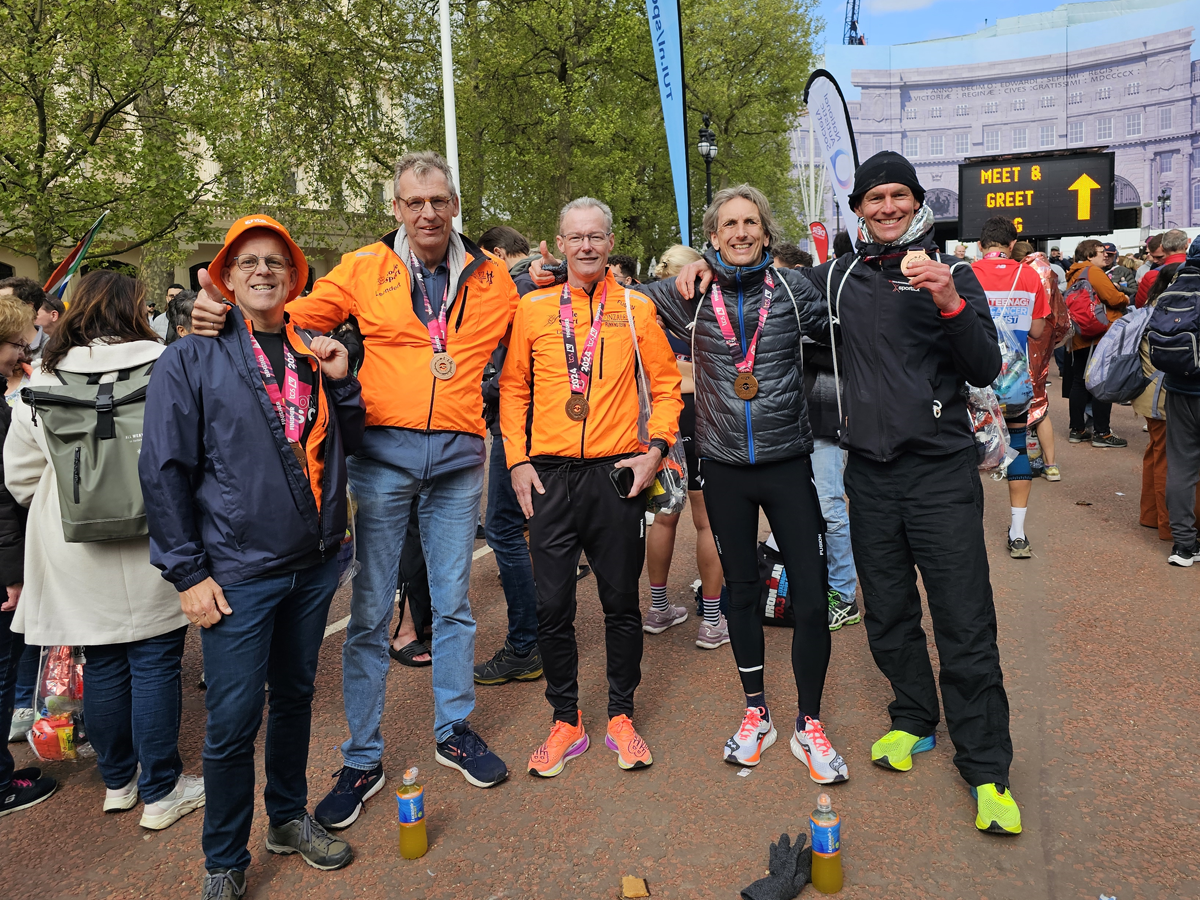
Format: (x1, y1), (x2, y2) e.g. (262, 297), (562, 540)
(723, 706), (776, 766)
(139, 774), (205, 830)
(790, 717), (848, 784)
(1041, 464), (1061, 482)
(971, 783), (1022, 835)
(528, 712), (589, 778)
(643, 602), (688, 634)
(1067, 429), (1091, 443)
(1007, 536), (1032, 559)
(474, 641), (543, 685)
(0, 771), (57, 818)
(695, 614), (730, 649)
(104, 771), (139, 812)
(314, 763), (385, 829)
(1168, 543), (1200, 567)
(7, 707), (33, 742)
(1091, 432), (1127, 448)
(200, 869), (245, 900)
(870, 730), (935, 772)
(827, 590), (861, 631)
(606, 715), (653, 770)
(266, 812), (354, 870)
(436, 722), (508, 788)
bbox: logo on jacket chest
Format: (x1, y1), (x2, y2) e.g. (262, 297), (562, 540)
(542, 310), (628, 331)
(889, 280), (921, 294)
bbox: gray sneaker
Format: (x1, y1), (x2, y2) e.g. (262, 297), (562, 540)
(7, 707), (33, 743)
(266, 812), (354, 871)
(201, 870), (245, 900)
(695, 614), (730, 649)
(643, 603), (688, 634)
(140, 774), (205, 830)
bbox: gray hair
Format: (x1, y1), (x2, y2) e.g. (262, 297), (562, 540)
(394, 151), (458, 198)
(1162, 229), (1189, 253)
(702, 184), (779, 245)
(558, 197), (613, 236)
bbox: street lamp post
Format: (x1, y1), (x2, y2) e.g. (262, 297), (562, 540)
(1156, 186), (1171, 229)
(697, 114), (718, 208)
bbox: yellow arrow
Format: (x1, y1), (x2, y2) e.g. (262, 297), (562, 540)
(1068, 173), (1100, 220)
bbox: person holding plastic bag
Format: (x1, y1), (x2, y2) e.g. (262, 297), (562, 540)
(3, 272), (197, 826)
(972, 217), (1050, 559)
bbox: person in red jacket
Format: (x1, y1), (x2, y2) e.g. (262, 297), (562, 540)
(1134, 229), (1189, 308)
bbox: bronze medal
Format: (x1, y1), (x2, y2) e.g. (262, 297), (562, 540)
(565, 395), (589, 421)
(430, 352), (456, 380)
(900, 249), (929, 276)
(734, 372), (759, 400)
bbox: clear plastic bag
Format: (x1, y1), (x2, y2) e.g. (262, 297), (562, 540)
(991, 314), (1033, 415)
(28, 645), (92, 761)
(967, 384), (1016, 471)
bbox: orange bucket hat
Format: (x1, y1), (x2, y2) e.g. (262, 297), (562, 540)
(208, 214), (309, 305)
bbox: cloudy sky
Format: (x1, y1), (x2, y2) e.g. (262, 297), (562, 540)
(812, 0), (1078, 47)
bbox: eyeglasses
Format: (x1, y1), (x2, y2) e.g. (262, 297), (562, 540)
(230, 254), (292, 273)
(4, 340), (30, 353)
(561, 232), (611, 247)
(397, 196), (454, 213)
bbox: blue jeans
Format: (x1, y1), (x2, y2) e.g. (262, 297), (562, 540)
(83, 627), (187, 803)
(201, 558), (338, 872)
(811, 438), (857, 603)
(14, 643), (38, 709)
(484, 435), (538, 655)
(0, 610), (21, 788)
(343, 457), (483, 757)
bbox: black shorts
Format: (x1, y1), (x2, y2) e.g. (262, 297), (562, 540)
(680, 392), (702, 491)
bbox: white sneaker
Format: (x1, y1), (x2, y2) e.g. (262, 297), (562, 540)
(139, 774), (205, 830)
(103, 772), (140, 812)
(790, 716), (848, 784)
(723, 706), (776, 766)
(7, 707), (33, 742)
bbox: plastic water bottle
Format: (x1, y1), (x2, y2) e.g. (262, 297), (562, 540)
(396, 767), (428, 859)
(810, 792), (843, 894)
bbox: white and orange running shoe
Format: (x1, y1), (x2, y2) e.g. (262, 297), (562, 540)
(790, 716), (848, 784)
(723, 706), (777, 767)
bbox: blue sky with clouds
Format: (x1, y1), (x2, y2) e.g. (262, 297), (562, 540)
(813, 0), (1084, 48)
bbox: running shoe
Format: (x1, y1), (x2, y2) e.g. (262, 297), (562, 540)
(140, 774), (205, 830)
(1067, 429), (1091, 444)
(103, 771), (139, 812)
(1041, 464), (1061, 482)
(870, 730), (935, 772)
(643, 603), (688, 634)
(723, 706), (776, 766)
(790, 717), (848, 784)
(971, 783), (1022, 835)
(436, 722), (509, 787)
(605, 715), (653, 770)
(827, 590), (861, 631)
(1091, 432), (1127, 448)
(1007, 536), (1032, 559)
(528, 712), (589, 778)
(474, 641), (543, 685)
(1168, 543), (1200, 567)
(314, 763), (385, 829)
(695, 614), (730, 649)
(266, 812), (354, 870)
(0, 771), (57, 818)
(200, 869), (245, 900)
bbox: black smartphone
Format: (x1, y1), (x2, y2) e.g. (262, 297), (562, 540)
(609, 465), (635, 498)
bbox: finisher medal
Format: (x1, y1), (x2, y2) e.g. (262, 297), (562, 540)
(900, 249), (929, 276)
(734, 373), (759, 400)
(565, 395), (590, 421)
(559, 281), (606, 425)
(430, 352), (456, 380)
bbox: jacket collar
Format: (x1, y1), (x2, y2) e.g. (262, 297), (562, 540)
(705, 248), (772, 290)
(381, 228), (487, 302)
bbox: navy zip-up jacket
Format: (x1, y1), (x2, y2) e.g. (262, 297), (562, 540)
(140, 307), (365, 590)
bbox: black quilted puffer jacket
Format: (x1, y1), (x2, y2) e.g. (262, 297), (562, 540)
(645, 250), (828, 466)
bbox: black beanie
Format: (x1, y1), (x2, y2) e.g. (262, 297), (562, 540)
(848, 151), (926, 210)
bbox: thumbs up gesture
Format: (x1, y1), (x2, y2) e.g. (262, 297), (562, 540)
(191, 268), (230, 336)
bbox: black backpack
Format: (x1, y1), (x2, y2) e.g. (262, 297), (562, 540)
(1147, 265), (1200, 377)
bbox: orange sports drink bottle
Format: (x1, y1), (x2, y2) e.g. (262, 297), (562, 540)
(810, 792), (843, 893)
(396, 767), (428, 859)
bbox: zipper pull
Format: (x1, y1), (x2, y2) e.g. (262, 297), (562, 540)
(319, 539), (325, 552)
(932, 400), (942, 419)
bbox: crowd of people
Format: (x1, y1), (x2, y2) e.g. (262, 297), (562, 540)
(0, 146), (1195, 900)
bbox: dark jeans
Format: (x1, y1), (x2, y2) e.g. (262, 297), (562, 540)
(83, 627), (188, 803)
(845, 447), (1013, 787)
(485, 434), (538, 655)
(0, 610), (21, 789)
(1068, 346), (1110, 434)
(1165, 391), (1200, 547)
(528, 458), (645, 723)
(15, 642), (38, 708)
(201, 558), (338, 872)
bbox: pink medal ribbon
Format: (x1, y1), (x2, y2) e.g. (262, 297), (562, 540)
(249, 332), (312, 447)
(559, 281), (607, 396)
(409, 251), (451, 352)
(709, 269), (775, 374)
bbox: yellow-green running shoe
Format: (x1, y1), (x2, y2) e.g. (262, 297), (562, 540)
(971, 783), (1022, 835)
(870, 730), (935, 772)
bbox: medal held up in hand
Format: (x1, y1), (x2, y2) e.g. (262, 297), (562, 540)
(900, 249), (929, 276)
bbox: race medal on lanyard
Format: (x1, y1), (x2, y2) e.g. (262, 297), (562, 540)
(410, 251), (456, 380)
(249, 331), (312, 469)
(900, 248), (929, 276)
(709, 269), (775, 401)
(560, 281), (607, 421)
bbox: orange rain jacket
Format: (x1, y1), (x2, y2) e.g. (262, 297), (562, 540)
(499, 271), (683, 467)
(286, 229), (519, 436)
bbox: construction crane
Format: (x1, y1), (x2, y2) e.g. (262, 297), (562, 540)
(843, 0), (864, 44)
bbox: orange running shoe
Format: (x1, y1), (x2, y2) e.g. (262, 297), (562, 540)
(605, 715), (653, 770)
(528, 712), (589, 778)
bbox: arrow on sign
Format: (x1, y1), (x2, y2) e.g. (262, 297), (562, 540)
(1068, 173), (1100, 221)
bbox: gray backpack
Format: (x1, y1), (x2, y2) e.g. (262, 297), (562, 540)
(21, 362), (154, 542)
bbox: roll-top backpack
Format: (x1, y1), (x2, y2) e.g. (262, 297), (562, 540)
(1084, 305), (1153, 403)
(1146, 265), (1200, 378)
(1062, 275), (1108, 338)
(21, 362), (154, 542)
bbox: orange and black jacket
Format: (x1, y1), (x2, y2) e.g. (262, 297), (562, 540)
(1066, 261), (1128, 350)
(142, 306), (366, 590)
(284, 230), (518, 437)
(499, 270), (683, 467)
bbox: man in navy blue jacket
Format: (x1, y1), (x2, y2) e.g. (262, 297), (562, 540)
(140, 215), (365, 900)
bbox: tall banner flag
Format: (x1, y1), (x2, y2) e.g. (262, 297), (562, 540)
(809, 222), (829, 264)
(802, 70), (860, 242)
(43, 211), (109, 299)
(646, 0), (691, 245)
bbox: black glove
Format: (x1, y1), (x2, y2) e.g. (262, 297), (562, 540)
(741, 832), (812, 900)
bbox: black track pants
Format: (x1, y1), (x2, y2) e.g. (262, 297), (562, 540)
(528, 458), (646, 723)
(844, 446), (1013, 787)
(702, 456), (830, 721)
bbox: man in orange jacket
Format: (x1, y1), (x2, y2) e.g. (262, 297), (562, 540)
(501, 197), (682, 778)
(192, 152), (517, 823)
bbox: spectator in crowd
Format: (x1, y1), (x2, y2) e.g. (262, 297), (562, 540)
(142, 215), (364, 898)
(953, 243), (968, 259)
(1135, 230), (1188, 309)
(609, 254), (639, 286)
(1049, 246), (1063, 264)
(1103, 242), (1137, 298)
(1164, 237), (1200, 567)
(164, 290), (196, 345)
(1011, 241), (1064, 482)
(0, 277), (48, 359)
(1136, 234), (1165, 283)
(1065, 239), (1128, 447)
(151, 284), (182, 339)
(33, 294), (64, 341)
(772, 242), (813, 269)
(832, 231), (854, 259)
(4, 271), (203, 831)
(476, 225), (530, 271)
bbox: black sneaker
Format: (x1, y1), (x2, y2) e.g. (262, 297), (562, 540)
(1067, 429), (1092, 444)
(266, 812), (353, 871)
(0, 771), (57, 818)
(436, 721), (508, 788)
(201, 869), (245, 900)
(1168, 544), (1200, 567)
(474, 641), (543, 685)
(313, 764), (385, 830)
(1008, 536), (1032, 559)
(1091, 432), (1127, 448)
